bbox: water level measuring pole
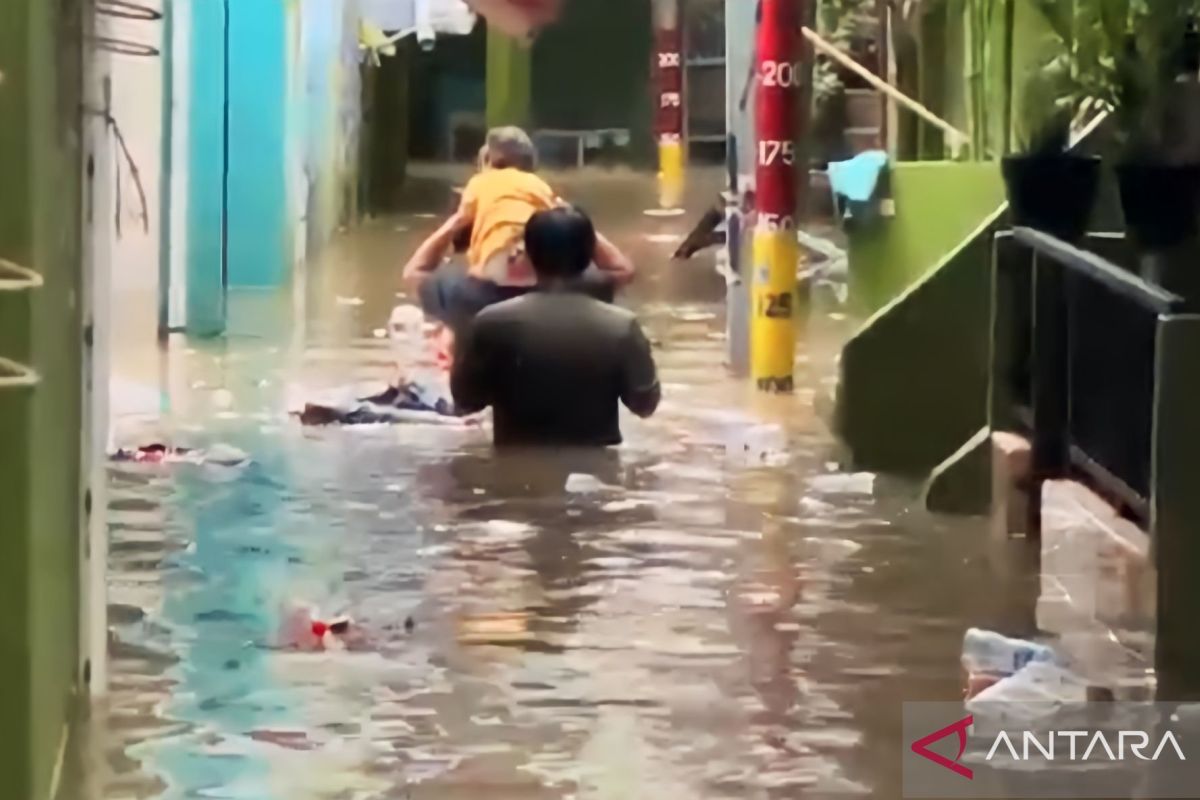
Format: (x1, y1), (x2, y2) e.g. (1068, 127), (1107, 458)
(652, 0), (685, 212)
(751, 0), (803, 392)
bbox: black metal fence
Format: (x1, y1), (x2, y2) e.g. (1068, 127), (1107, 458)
(995, 228), (1185, 529)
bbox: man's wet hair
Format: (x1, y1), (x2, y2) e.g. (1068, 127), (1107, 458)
(485, 126), (537, 171)
(524, 206), (596, 279)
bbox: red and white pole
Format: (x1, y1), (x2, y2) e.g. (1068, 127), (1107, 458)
(652, 0), (685, 211)
(751, 0), (804, 392)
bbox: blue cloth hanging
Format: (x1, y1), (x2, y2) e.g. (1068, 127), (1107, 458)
(828, 150), (890, 222)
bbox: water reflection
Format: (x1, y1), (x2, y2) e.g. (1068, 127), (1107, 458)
(81, 169), (1039, 800)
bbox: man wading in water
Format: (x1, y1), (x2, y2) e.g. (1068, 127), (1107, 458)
(451, 206), (661, 447)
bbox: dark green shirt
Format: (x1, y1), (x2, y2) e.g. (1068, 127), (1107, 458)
(451, 291), (661, 447)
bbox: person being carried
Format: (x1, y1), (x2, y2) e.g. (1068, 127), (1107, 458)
(451, 206), (661, 447)
(402, 126), (633, 352)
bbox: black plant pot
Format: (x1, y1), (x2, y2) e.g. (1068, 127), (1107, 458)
(1001, 153), (1101, 242)
(1117, 162), (1200, 250)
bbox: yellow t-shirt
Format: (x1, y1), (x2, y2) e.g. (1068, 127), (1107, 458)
(459, 167), (558, 284)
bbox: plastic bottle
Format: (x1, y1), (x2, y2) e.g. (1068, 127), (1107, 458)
(388, 305), (427, 366)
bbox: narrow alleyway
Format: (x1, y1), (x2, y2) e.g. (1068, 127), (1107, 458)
(76, 169), (1036, 800)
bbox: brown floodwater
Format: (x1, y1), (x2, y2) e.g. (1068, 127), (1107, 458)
(70, 166), (1047, 800)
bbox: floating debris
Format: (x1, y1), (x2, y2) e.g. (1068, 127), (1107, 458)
(565, 473), (612, 494)
(643, 233), (679, 244)
(601, 499), (648, 513)
(800, 536), (863, 564)
(809, 472), (875, 496)
(674, 311), (716, 323)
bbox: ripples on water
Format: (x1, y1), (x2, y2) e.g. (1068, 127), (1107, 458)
(82, 180), (1035, 800)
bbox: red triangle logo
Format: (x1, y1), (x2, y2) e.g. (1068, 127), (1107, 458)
(911, 715), (974, 779)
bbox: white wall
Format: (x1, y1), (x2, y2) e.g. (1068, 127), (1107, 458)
(96, 3), (166, 435)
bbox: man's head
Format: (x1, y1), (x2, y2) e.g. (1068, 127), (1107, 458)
(524, 206), (596, 281)
(485, 126), (537, 171)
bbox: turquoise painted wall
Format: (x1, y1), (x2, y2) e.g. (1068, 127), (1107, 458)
(302, 0), (342, 253)
(184, 0), (297, 334)
(186, 0), (229, 336)
(227, 0), (290, 286)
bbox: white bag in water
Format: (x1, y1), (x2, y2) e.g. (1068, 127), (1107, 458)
(967, 662), (1090, 725)
(204, 443), (250, 467)
(961, 627), (1059, 677)
(388, 305), (452, 407)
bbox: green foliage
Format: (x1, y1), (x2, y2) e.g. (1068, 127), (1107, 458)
(815, 0), (875, 105)
(1021, 0), (1200, 157)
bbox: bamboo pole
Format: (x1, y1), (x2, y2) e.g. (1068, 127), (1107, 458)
(800, 25), (970, 154)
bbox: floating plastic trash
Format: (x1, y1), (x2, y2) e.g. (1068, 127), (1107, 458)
(601, 499), (648, 513)
(800, 536), (863, 564)
(966, 661), (1090, 720)
(961, 627), (1059, 678)
(564, 473), (612, 494)
(278, 603), (357, 652)
(808, 472), (876, 496)
(212, 388), (235, 409)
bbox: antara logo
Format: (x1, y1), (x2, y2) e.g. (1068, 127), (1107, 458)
(985, 730), (1187, 762)
(911, 715), (975, 779)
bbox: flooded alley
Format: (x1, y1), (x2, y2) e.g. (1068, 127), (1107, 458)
(8, 2), (1196, 799)
(79, 170), (1039, 800)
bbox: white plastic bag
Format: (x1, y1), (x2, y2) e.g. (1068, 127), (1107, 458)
(962, 627), (1059, 677)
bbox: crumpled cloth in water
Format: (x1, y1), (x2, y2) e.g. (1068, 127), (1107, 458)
(828, 149), (889, 221)
(298, 382), (460, 426)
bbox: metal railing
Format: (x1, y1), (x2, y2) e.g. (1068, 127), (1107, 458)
(996, 228), (1185, 529)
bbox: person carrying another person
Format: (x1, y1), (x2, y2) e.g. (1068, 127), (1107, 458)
(402, 126), (634, 354)
(451, 206), (661, 447)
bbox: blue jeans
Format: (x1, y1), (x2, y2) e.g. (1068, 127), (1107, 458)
(418, 265), (617, 336)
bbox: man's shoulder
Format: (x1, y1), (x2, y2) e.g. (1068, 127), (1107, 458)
(479, 293), (635, 325)
(473, 293), (534, 324)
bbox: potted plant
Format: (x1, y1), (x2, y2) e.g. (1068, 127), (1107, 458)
(1003, 43), (1100, 242)
(1109, 4), (1200, 250)
(1028, 0), (1200, 250)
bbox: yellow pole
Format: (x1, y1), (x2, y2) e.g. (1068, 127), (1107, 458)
(750, 223), (800, 392)
(658, 136), (685, 210)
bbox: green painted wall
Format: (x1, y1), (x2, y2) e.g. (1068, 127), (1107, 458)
(837, 206), (1006, 476)
(486, 27), (532, 129)
(0, 0), (85, 798)
(409, 1), (653, 163)
(832, 2), (1066, 484)
(532, 0), (653, 161)
(361, 43), (412, 212)
(847, 161), (1005, 314)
